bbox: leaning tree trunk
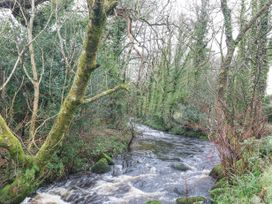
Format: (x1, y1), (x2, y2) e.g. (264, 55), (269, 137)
(0, 0), (124, 203)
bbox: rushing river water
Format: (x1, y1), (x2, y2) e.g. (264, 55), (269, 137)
(22, 124), (220, 204)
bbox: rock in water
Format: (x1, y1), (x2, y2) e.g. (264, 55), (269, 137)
(100, 153), (114, 165)
(112, 165), (122, 177)
(209, 164), (224, 180)
(171, 163), (191, 171)
(91, 158), (111, 174)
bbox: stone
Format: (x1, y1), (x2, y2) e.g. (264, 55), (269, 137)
(209, 164), (224, 180)
(91, 158), (111, 174)
(100, 153), (114, 165)
(171, 163), (191, 171)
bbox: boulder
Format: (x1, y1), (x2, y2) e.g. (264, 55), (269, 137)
(171, 163), (191, 171)
(91, 158), (111, 174)
(209, 164), (224, 180)
(100, 153), (114, 165)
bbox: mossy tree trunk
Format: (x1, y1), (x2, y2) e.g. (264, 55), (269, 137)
(0, 0), (125, 203)
(215, 0), (272, 173)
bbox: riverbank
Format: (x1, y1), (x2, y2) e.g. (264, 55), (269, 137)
(210, 136), (272, 203)
(0, 126), (132, 190)
(53, 126), (132, 178)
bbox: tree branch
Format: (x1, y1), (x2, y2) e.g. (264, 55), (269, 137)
(234, 0), (272, 46)
(82, 84), (128, 104)
(35, 0), (118, 166)
(0, 0), (48, 9)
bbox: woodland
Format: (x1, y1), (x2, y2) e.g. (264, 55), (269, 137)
(1, 0), (272, 203)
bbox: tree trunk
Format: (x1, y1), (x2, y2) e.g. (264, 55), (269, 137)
(0, 0), (119, 203)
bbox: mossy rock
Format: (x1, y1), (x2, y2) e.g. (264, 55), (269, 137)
(171, 163), (191, 171)
(145, 200), (161, 204)
(100, 153), (114, 165)
(209, 164), (224, 180)
(91, 158), (111, 174)
(176, 196), (206, 204)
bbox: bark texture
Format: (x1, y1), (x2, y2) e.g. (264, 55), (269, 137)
(0, 0), (120, 203)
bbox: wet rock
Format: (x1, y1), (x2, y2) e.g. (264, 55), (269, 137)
(209, 165), (224, 180)
(91, 158), (111, 174)
(112, 165), (123, 176)
(100, 153), (114, 165)
(171, 163), (191, 171)
(145, 200), (161, 204)
(176, 196), (206, 204)
(174, 186), (186, 195)
(115, 185), (131, 194)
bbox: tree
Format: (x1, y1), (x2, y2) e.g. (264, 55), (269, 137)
(214, 0), (272, 173)
(0, 0), (128, 203)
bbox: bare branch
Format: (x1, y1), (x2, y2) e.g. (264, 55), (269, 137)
(82, 84), (128, 104)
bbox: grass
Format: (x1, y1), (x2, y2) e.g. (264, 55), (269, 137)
(211, 136), (272, 204)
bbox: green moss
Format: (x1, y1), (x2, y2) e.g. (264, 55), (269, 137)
(0, 115), (27, 164)
(209, 164), (224, 180)
(145, 200), (161, 204)
(91, 158), (111, 174)
(100, 153), (114, 165)
(176, 196), (206, 204)
(0, 166), (41, 204)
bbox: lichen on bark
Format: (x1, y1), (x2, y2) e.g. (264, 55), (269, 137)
(0, 0), (119, 203)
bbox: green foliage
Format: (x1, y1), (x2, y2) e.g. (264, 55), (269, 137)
(133, 5), (213, 137)
(46, 153), (66, 179)
(260, 167), (272, 203)
(90, 136), (127, 156)
(211, 171), (262, 203)
(176, 196), (206, 204)
(211, 137), (272, 203)
(58, 136), (91, 174)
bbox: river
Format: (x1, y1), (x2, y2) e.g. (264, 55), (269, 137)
(22, 124), (220, 204)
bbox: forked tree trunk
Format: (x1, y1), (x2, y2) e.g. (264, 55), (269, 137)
(0, 0), (121, 203)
